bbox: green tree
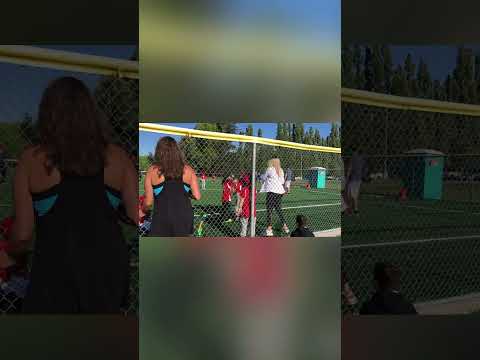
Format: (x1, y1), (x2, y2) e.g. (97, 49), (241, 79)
(404, 54), (416, 81)
(287, 123), (293, 140)
(305, 127), (315, 145)
(382, 45), (393, 93)
(94, 46), (138, 156)
(353, 45), (365, 88)
(403, 53), (416, 96)
(372, 45), (385, 92)
(246, 124), (254, 136)
(314, 129), (321, 145)
(342, 45), (355, 87)
(433, 80), (446, 100)
(293, 123), (303, 143)
(364, 46), (374, 91)
(276, 123), (284, 140)
(417, 58), (432, 98)
(391, 65), (409, 96)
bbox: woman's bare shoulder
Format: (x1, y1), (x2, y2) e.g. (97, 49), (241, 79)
(106, 143), (129, 160)
(18, 145), (43, 163)
(184, 164), (195, 174)
(146, 164), (159, 176)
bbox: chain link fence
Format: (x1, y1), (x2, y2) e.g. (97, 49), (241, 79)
(341, 89), (480, 314)
(139, 124), (341, 237)
(0, 46), (138, 314)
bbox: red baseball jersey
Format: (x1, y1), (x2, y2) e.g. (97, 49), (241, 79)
(222, 179), (233, 202)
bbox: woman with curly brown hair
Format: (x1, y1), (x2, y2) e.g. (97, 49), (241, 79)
(143, 136), (201, 236)
(9, 76), (137, 313)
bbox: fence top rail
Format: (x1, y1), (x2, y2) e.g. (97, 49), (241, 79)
(0, 45), (139, 79)
(139, 123), (341, 153)
(342, 88), (480, 117)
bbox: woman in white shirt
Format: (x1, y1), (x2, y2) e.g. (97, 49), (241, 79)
(260, 158), (289, 236)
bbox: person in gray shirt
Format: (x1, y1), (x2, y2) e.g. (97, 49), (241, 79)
(284, 168), (293, 194)
(346, 149), (366, 214)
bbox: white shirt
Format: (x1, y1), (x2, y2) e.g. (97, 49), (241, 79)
(260, 167), (285, 194)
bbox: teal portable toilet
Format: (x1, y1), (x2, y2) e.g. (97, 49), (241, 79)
(402, 149), (445, 200)
(307, 167), (326, 189)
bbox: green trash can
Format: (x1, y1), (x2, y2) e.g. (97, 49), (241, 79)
(401, 149), (445, 200)
(307, 167), (326, 189)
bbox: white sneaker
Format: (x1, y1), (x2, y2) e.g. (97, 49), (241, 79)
(266, 228), (274, 236)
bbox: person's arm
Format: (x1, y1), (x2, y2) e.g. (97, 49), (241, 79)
(10, 149), (34, 250)
(143, 166), (155, 212)
(236, 195), (244, 216)
(120, 150), (139, 225)
(186, 166), (201, 200)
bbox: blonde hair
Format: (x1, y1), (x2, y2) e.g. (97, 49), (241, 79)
(267, 158), (283, 178)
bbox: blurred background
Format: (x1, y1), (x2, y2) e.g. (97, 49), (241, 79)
(140, 238), (340, 360)
(140, 0), (340, 122)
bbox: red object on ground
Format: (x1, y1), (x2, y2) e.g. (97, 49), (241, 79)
(305, 182), (311, 190)
(399, 187), (408, 201)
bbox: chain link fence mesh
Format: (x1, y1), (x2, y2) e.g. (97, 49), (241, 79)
(341, 90), (480, 314)
(0, 47), (138, 314)
(139, 126), (341, 238)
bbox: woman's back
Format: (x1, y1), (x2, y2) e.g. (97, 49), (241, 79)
(18, 144), (133, 313)
(261, 166), (285, 194)
(26, 144), (127, 194)
(10, 76), (137, 313)
(145, 165), (199, 237)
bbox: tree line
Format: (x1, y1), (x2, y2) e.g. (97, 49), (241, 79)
(342, 45), (480, 175)
(342, 45), (480, 103)
(140, 123), (342, 178)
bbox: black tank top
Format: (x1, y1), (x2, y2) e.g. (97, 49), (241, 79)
(148, 179), (194, 237)
(22, 171), (129, 313)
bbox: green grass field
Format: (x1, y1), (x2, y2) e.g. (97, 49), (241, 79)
(342, 190), (480, 312)
(139, 177), (341, 237)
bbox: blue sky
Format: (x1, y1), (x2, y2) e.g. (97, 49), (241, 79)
(391, 45), (480, 81)
(0, 46), (136, 122)
(139, 122), (334, 155)
(219, 0), (340, 41)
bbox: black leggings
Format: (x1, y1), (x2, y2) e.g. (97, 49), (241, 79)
(266, 192), (286, 226)
(221, 201), (233, 220)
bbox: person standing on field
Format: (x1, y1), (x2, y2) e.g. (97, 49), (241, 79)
(346, 149), (366, 215)
(200, 170), (207, 190)
(284, 168), (293, 194)
(260, 158), (289, 236)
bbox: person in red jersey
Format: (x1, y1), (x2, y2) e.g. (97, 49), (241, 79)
(221, 175), (234, 222)
(200, 170), (207, 190)
(236, 174), (256, 237)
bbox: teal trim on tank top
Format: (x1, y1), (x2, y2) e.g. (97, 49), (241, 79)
(106, 190), (121, 209)
(153, 185), (164, 196)
(33, 195), (58, 216)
